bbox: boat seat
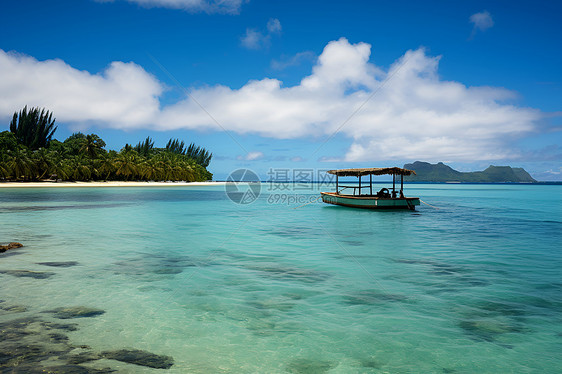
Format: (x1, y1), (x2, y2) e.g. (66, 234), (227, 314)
(377, 188), (391, 198)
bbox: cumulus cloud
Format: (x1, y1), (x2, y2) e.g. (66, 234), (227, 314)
(98, 0), (244, 14)
(0, 49), (162, 129)
(240, 18), (282, 50)
(470, 10), (494, 37)
(0, 38), (542, 162)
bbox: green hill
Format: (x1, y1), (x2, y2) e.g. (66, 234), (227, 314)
(403, 161), (537, 183)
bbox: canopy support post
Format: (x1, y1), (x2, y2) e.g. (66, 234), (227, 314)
(358, 174), (361, 196)
(401, 174), (404, 197)
(370, 174), (372, 195)
(336, 175), (339, 194)
(393, 174), (396, 198)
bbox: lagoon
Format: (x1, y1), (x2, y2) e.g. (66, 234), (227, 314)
(1, 183), (561, 373)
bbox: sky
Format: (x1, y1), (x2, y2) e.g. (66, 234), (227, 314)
(0, 0), (561, 180)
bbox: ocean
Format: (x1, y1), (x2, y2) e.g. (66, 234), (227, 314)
(0, 183), (561, 373)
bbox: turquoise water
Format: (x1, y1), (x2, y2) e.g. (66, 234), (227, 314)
(1, 184), (561, 373)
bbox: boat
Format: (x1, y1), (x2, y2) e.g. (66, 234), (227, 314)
(320, 167), (420, 210)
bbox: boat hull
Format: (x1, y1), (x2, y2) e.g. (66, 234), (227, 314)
(321, 192), (420, 210)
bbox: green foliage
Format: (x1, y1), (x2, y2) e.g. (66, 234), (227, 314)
(166, 138), (213, 168)
(1, 107), (212, 182)
(0, 131), (18, 152)
(81, 134), (106, 158)
(62, 132), (85, 156)
(134, 136), (154, 157)
(185, 142), (212, 168)
(165, 138), (186, 155)
(9, 106), (57, 150)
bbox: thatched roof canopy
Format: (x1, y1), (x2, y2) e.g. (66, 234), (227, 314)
(326, 167), (416, 177)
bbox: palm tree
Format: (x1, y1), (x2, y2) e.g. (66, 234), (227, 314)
(185, 143), (212, 168)
(115, 152), (139, 180)
(80, 134), (106, 158)
(33, 148), (56, 179)
(141, 158), (164, 181)
(10, 106), (57, 150)
(6, 148), (34, 180)
(0, 160), (10, 179)
(51, 158), (71, 181)
(65, 156), (92, 181)
(166, 138), (186, 155)
(94, 154), (116, 180)
(134, 137), (154, 157)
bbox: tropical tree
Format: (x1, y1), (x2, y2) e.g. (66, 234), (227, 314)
(64, 156), (92, 181)
(185, 142), (212, 168)
(166, 138), (186, 155)
(10, 106), (57, 150)
(95, 153), (117, 180)
(5, 147), (34, 180)
(33, 148), (56, 179)
(80, 134), (106, 158)
(114, 151), (139, 180)
(134, 136), (154, 157)
(63, 132), (87, 156)
(141, 157), (164, 181)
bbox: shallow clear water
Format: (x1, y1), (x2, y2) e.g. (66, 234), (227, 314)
(1, 184), (561, 373)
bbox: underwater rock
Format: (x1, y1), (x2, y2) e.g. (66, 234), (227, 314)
(0, 242), (23, 253)
(0, 304), (27, 313)
(360, 359), (384, 369)
(458, 318), (524, 342)
(41, 321), (79, 332)
(0, 317), (40, 341)
(247, 299), (295, 312)
(111, 254), (207, 281)
(246, 264), (331, 283)
(286, 358), (335, 374)
(65, 351), (102, 365)
(4, 364), (115, 373)
(102, 349), (174, 369)
(37, 262), (80, 268)
(46, 307), (105, 319)
(343, 290), (409, 305)
(0, 315), (116, 373)
(0, 344), (51, 366)
(0, 270), (56, 279)
(48, 333), (70, 343)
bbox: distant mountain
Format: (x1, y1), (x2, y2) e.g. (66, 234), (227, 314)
(403, 161), (537, 183)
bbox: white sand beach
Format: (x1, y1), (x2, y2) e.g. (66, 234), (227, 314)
(0, 181), (227, 188)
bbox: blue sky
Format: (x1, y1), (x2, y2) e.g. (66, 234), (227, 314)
(0, 0), (560, 180)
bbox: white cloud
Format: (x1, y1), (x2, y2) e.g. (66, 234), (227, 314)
(240, 29), (267, 50)
(240, 18), (282, 50)
(0, 49), (162, 129)
(98, 0), (244, 14)
(470, 10), (494, 35)
(237, 151), (264, 161)
(0, 38), (542, 162)
(267, 18), (282, 34)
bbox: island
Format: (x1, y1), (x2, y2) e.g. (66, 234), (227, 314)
(403, 161), (537, 183)
(0, 106), (212, 182)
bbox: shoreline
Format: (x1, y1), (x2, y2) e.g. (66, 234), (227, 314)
(0, 181), (227, 188)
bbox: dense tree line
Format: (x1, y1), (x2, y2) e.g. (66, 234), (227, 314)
(0, 107), (212, 182)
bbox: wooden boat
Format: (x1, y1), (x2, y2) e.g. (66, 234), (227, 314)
(321, 167), (420, 210)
